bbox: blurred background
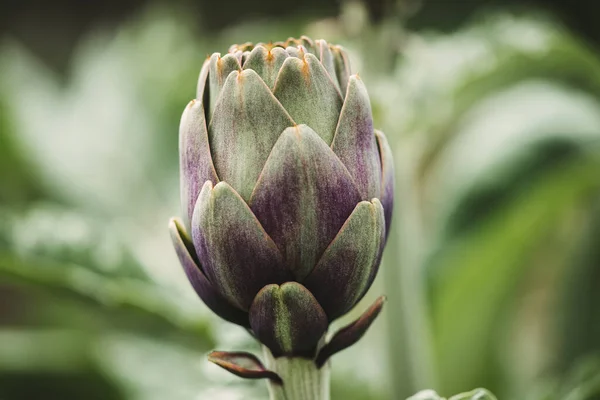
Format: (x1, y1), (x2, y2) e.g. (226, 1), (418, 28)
(1, 0), (600, 399)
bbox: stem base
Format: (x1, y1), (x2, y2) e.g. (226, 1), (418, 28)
(263, 346), (330, 400)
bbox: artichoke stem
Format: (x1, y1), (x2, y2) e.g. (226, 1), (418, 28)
(263, 346), (330, 400)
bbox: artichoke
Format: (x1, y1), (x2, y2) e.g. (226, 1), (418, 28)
(169, 36), (394, 380)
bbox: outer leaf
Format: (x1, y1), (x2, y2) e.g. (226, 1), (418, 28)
(315, 296), (385, 367)
(304, 200), (385, 320)
(249, 282), (328, 358)
(179, 100), (218, 226)
(243, 46), (289, 89)
(375, 129), (395, 240)
(273, 54), (343, 144)
(249, 125), (361, 281)
(332, 75), (381, 200)
(191, 181), (290, 310)
(169, 218), (249, 327)
(208, 351), (282, 383)
(208, 69), (295, 201)
(207, 53), (241, 120)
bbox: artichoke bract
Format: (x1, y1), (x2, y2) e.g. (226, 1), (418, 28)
(169, 36), (394, 373)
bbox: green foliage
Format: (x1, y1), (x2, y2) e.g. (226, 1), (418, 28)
(0, 330), (126, 400)
(377, 12), (600, 399)
(0, 100), (48, 207)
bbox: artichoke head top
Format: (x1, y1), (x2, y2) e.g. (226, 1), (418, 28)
(169, 36), (394, 362)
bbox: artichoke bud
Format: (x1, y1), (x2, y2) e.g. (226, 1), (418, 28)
(169, 36), (394, 376)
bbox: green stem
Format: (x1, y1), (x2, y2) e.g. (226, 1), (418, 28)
(263, 346), (330, 400)
(385, 139), (437, 398)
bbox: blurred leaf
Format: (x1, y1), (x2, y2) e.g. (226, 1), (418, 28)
(0, 252), (215, 349)
(0, 203), (149, 279)
(408, 389), (445, 400)
(532, 356), (600, 400)
(448, 388), (497, 400)
(429, 155), (600, 393)
(330, 371), (387, 400)
(376, 13), (600, 397)
(0, 329), (126, 400)
(97, 332), (266, 400)
(0, 98), (49, 208)
(559, 356), (600, 400)
(556, 202), (600, 370)
(407, 388), (497, 400)
(0, 328), (266, 400)
(428, 83), (600, 244)
(0, 5), (201, 217)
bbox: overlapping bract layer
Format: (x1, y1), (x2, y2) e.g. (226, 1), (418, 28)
(170, 36), (394, 361)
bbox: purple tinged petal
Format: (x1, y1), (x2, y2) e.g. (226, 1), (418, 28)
(179, 99), (218, 227)
(355, 227), (386, 307)
(208, 69), (295, 201)
(168, 218), (249, 327)
(304, 199), (385, 321)
(249, 282), (328, 358)
(191, 181), (290, 310)
(315, 296), (386, 368)
(332, 75), (381, 200)
(375, 130), (395, 241)
(249, 125), (361, 281)
(208, 351), (282, 384)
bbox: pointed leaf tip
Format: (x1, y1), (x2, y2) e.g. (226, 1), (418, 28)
(315, 295), (386, 368)
(208, 351), (282, 384)
(273, 54), (343, 144)
(332, 75), (380, 201)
